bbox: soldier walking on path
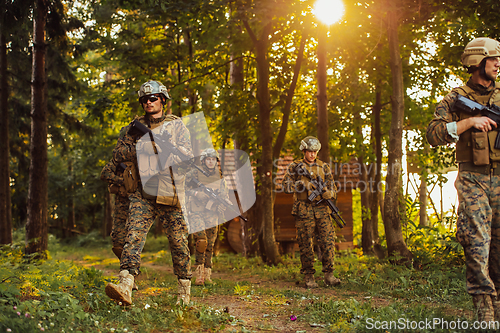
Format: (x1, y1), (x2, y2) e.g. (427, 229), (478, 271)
(282, 136), (341, 288)
(426, 37), (500, 323)
(105, 80), (193, 306)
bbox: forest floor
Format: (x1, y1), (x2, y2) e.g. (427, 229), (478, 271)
(54, 238), (476, 333)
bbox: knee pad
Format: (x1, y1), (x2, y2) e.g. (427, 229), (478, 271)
(112, 247), (123, 259)
(196, 239), (207, 253)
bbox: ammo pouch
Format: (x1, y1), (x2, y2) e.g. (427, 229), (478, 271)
(122, 162), (139, 193)
(472, 131), (489, 165)
(488, 130), (500, 161)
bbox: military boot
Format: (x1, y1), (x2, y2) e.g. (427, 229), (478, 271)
(304, 274), (318, 289)
(204, 267), (214, 284)
(176, 279), (191, 305)
(324, 272), (341, 286)
(194, 265), (204, 286)
(105, 270), (134, 306)
(111, 247), (138, 291)
(491, 295), (500, 321)
(473, 294), (494, 323)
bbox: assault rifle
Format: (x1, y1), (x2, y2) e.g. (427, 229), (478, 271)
(295, 163), (346, 228)
(187, 178), (248, 222)
(128, 119), (209, 176)
(453, 95), (500, 148)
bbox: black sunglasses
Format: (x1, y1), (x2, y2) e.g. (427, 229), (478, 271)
(140, 94), (161, 104)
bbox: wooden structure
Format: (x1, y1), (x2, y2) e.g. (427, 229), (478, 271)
(220, 150), (359, 254)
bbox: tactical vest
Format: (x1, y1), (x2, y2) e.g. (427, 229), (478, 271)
(136, 114), (185, 207)
(454, 83), (500, 163)
(294, 159), (327, 201)
(189, 168), (223, 212)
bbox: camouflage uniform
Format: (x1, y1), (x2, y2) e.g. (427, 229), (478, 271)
(427, 79), (500, 297)
(185, 165), (229, 269)
(282, 158), (337, 276)
(100, 127), (130, 253)
(112, 113), (192, 279)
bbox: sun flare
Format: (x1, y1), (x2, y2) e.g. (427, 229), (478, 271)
(313, 0), (345, 26)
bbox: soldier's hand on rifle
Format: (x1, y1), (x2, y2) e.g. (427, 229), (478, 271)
(294, 180), (306, 193)
(321, 191), (335, 200)
(166, 154), (182, 167)
(195, 191), (209, 201)
(462, 116), (497, 133)
(217, 204), (226, 215)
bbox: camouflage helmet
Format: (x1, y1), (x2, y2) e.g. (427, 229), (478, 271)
(461, 37), (500, 67)
(200, 148), (219, 164)
(299, 136), (321, 152)
(138, 80), (170, 103)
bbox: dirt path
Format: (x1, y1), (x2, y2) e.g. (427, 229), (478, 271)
(76, 253), (471, 332)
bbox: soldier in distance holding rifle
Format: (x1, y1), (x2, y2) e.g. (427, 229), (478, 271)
(186, 148), (230, 286)
(426, 37), (500, 322)
(105, 80), (193, 306)
(282, 136), (341, 289)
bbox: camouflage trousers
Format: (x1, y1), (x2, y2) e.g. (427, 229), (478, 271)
(292, 201), (335, 275)
(110, 194), (130, 249)
(121, 190), (192, 280)
(190, 212), (219, 268)
(455, 171), (500, 296)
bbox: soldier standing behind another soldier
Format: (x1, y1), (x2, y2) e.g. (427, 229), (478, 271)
(186, 148), (229, 286)
(426, 37), (500, 323)
(105, 80), (193, 306)
(282, 136), (341, 288)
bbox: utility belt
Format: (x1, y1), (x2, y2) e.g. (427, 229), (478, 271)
(296, 197), (328, 205)
(459, 162), (500, 175)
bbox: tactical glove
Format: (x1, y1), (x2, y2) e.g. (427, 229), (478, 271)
(295, 180), (306, 193)
(322, 191), (334, 200)
(195, 191), (209, 201)
(217, 204), (227, 215)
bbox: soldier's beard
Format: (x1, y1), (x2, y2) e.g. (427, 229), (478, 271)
(479, 66), (496, 83)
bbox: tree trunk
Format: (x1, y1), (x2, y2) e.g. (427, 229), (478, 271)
(26, 0), (49, 258)
(255, 61), (281, 265)
(244, 19), (281, 265)
(372, 82), (385, 258)
(0, 7), (12, 245)
(419, 175), (428, 227)
(359, 158), (374, 255)
(316, 25), (329, 163)
(419, 144), (429, 227)
(383, 7), (412, 263)
(65, 159), (75, 239)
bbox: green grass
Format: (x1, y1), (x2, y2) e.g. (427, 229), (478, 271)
(0, 230), (484, 333)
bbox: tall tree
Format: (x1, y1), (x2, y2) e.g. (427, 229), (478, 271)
(382, 1), (412, 262)
(26, 0), (49, 256)
(0, 0), (12, 244)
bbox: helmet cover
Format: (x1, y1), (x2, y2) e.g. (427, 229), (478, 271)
(461, 37), (500, 67)
(138, 80), (171, 102)
(200, 148), (220, 164)
(299, 136), (321, 152)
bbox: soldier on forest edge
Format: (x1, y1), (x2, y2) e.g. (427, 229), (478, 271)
(282, 136), (341, 288)
(426, 37), (500, 323)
